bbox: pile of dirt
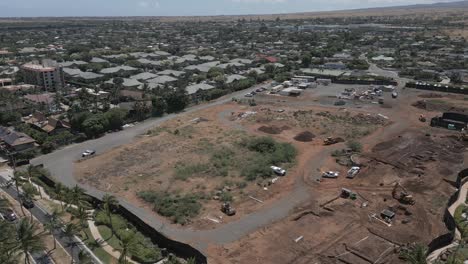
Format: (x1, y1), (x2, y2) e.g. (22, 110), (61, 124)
(419, 93), (443, 98)
(293, 131), (315, 142)
(412, 100), (467, 113)
(350, 113), (387, 125)
(258, 125), (290, 134)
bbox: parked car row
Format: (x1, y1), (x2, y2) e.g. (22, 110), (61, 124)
(245, 87), (267, 97)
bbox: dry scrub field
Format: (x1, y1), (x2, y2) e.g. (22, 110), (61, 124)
(75, 100), (388, 228)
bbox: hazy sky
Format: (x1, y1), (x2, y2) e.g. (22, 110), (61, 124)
(0, 0), (461, 17)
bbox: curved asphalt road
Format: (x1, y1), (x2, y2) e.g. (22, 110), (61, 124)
(32, 67), (409, 253)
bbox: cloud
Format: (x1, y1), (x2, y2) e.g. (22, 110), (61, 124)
(138, 0), (160, 8)
(231, 0), (287, 3)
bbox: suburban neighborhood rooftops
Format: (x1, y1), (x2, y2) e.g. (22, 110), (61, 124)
(185, 83), (215, 95)
(157, 70), (185, 77)
(130, 72), (158, 81)
(147, 75), (178, 84)
(0, 126), (36, 147)
(226, 74), (246, 84)
(100, 66), (137, 74)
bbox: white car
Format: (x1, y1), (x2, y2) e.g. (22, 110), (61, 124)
(347, 166), (360, 179)
(271, 166), (286, 176)
(244, 93), (253, 97)
(82, 150), (96, 157)
(322, 171), (339, 178)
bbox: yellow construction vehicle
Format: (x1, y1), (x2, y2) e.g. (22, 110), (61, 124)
(419, 115), (426, 122)
(392, 182), (415, 205)
(460, 127), (468, 141)
(324, 137), (344, 146)
(221, 202), (236, 216)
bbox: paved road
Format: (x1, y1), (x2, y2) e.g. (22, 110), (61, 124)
(31, 68), (411, 253)
(0, 177), (100, 264)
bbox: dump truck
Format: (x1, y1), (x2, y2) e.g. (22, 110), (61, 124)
(324, 137), (345, 146)
(221, 202), (236, 216)
(392, 182), (415, 205)
(419, 115), (426, 122)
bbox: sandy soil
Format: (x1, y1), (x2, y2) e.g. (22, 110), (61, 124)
(75, 99), (388, 229)
(206, 91), (467, 264)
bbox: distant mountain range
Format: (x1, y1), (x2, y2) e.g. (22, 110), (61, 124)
(354, 0), (468, 11)
(1, 0), (468, 21)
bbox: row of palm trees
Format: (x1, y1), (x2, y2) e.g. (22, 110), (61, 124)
(7, 166), (194, 264)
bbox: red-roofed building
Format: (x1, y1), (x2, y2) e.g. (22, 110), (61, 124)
(256, 54), (279, 63)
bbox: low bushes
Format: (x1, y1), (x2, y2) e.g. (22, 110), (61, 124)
(174, 163), (210, 181)
(137, 191), (203, 225)
(240, 137), (296, 181)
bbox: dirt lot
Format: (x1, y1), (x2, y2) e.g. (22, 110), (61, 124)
(208, 125), (466, 264)
(206, 89), (467, 264)
(412, 93), (468, 114)
(75, 85), (467, 263)
(75, 96), (388, 228)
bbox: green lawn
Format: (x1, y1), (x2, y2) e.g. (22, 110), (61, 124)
(97, 225), (122, 251)
(454, 205), (468, 240)
(79, 227), (117, 264)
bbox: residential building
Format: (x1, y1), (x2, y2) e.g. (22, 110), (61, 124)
(21, 60), (65, 91)
(0, 126), (36, 152)
(24, 111), (71, 135)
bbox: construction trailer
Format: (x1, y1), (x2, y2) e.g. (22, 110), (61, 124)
(431, 112), (468, 130)
(381, 209), (396, 222)
(279, 87), (302, 96)
(317, 78), (332, 86)
(293, 75), (316, 83)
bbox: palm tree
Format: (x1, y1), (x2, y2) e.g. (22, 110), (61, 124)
(54, 183), (66, 211)
(62, 223), (79, 264)
(44, 209), (63, 252)
(12, 171), (26, 216)
(102, 194), (118, 236)
(118, 232), (136, 264)
(74, 206), (90, 229)
(78, 250), (93, 264)
(21, 184), (37, 221)
(24, 165), (38, 182)
(399, 243), (428, 264)
(0, 195), (10, 209)
(15, 218), (46, 264)
(69, 185), (89, 209)
(0, 220), (20, 264)
(187, 257), (196, 264)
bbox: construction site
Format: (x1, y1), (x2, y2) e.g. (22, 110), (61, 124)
(74, 80), (468, 263)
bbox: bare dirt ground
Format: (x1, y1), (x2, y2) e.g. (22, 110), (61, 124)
(206, 91), (467, 264)
(75, 96), (388, 229)
(75, 86), (467, 263)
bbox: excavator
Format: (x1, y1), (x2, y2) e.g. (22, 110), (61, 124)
(324, 137), (345, 146)
(392, 182), (415, 205)
(221, 202), (236, 216)
(459, 127), (468, 141)
(419, 114), (426, 122)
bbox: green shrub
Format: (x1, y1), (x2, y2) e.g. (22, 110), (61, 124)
(347, 140), (363, 153)
(220, 192), (233, 202)
(174, 163), (209, 181)
(137, 191), (202, 225)
(239, 137), (296, 180)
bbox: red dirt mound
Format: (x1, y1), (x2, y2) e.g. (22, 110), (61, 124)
(294, 131), (316, 142)
(258, 125), (290, 134)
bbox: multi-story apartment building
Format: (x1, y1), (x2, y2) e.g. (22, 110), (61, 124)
(21, 60), (65, 91)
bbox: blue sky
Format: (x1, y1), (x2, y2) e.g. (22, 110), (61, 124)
(0, 0), (460, 17)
